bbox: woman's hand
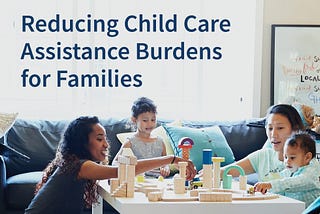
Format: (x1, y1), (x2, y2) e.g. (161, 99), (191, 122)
(173, 156), (197, 180)
(254, 182), (272, 194)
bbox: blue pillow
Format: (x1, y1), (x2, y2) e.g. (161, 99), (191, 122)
(163, 124), (235, 171)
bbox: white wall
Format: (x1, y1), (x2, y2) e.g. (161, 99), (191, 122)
(260, 0), (320, 116)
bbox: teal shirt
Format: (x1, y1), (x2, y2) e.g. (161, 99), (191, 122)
(270, 158), (320, 208)
(247, 148), (285, 182)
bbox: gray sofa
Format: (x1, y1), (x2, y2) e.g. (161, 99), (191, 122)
(0, 117), (267, 214)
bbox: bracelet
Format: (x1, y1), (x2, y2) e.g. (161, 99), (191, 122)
(171, 156), (176, 164)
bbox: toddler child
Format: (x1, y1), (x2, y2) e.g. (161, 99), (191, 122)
(254, 131), (320, 208)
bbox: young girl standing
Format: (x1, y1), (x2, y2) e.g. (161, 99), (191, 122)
(113, 97), (171, 177)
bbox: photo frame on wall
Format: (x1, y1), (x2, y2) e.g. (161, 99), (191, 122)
(271, 24), (320, 114)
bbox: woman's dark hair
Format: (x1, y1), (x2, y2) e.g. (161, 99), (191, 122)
(131, 97), (157, 118)
(286, 131), (316, 158)
(60, 116), (100, 159)
(35, 116), (100, 207)
(266, 104), (304, 131)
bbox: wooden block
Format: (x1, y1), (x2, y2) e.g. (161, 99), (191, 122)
(199, 192), (232, 202)
(190, 189), (199, 197)
(162, 196), (198, 202)
(126, 165), (135, 181)
(174, 177), (185, 194)
(148, 192), (163, 202)
(178, 162), (188, 167)
(239, 175), (247, 190)
(111, 183), (127, 197)
(212, 157), (225, 163)
(122, 148), (135, 157)
(128, 156), (137, 165)
(161, 191), (198, 202)
(117, 156), (126, 164)
(232, 192), (279, 200)
(144, 187), (162, 197)
(110, 178), (119, 193)
(203, 164), (213, 189)
(213, 162), (221, 188)
(126, 181), (135, 197)
(178, 162), (188, 178)
(118, 164), (126, 183)
(135, 182), (158, 192)
(118, 155), (136, 165)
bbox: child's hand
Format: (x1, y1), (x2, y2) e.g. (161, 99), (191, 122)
(160, 165), (170, 177)
(254, 182), (272, 194)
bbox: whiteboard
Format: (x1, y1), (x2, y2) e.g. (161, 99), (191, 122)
(271, 25), (320, 114)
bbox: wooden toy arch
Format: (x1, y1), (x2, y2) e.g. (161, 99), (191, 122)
(222, 165), (245, 189)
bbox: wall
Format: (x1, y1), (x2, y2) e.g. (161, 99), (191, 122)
(260, 0), (320, 116)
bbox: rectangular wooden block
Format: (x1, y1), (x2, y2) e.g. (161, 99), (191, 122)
(199, 192), (232, 202)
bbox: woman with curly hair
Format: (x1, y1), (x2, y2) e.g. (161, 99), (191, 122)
(25, 116), (196, 214)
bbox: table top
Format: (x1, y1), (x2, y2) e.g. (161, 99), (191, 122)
(97, 179), (305, 214)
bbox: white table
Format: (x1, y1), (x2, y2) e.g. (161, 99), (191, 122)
(92, 179), (305, 214)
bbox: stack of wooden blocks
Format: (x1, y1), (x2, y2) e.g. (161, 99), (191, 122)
(110, 148), (137, 198)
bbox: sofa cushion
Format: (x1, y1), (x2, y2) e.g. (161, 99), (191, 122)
(182, 118), (267, 161)
(6, 171), (42, 209)
(218, 119), (267, 160)
(163, 124), (235, 171)
(5, 119), (68, 177)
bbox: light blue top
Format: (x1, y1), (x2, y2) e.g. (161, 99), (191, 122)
(270, 158), (320, 208)
(262, 139), (272, 149)
(247, 148), (285, 182)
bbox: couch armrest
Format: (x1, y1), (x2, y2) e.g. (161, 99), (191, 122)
(0, 155), (6, 213)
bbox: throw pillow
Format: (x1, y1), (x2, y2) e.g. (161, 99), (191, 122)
(163, 124), (235, 171)
(0, 112), (18, 138)
(116, 120), (182, 155)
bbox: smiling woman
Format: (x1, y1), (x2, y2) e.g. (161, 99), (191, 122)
(24, 116), (196, 214)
